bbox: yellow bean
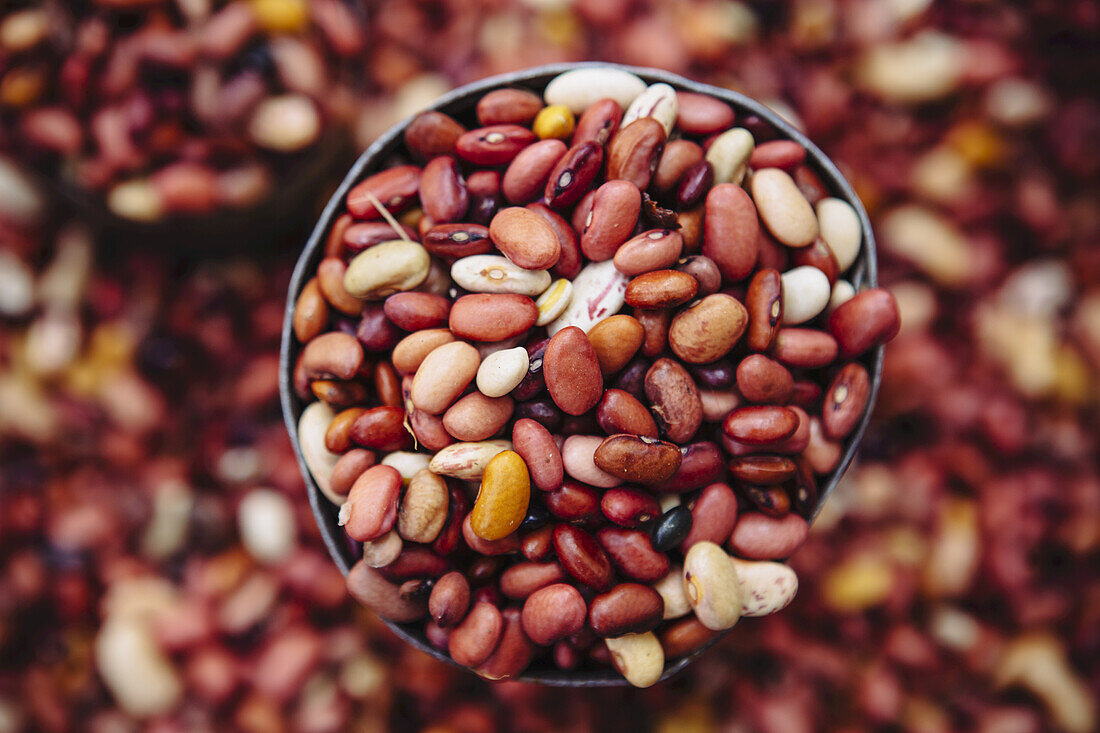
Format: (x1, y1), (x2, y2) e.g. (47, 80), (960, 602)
(535, 278), (573, 326)
(250, 0), (309, 33)
(469, 450), (530, 541)
(533, 104), (575, 140)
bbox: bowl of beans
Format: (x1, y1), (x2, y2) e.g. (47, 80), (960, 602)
(280, 62), (901, 687)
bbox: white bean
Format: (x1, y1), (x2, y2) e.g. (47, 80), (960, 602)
(781, 266), (831, 325)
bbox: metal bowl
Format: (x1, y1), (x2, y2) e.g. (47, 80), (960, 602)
(280, 62), (883, 687)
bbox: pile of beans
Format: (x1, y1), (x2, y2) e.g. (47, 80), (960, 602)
(290, 66), (900, 686)
(0, 0), (364, 222)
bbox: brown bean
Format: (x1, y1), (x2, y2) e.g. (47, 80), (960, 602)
(346, 165), (421, 219)
(344, 221), (419, 252)
(378, 547), (451, 581)
(749, 140), (806, 170)
(488, 206), (562, 270)
(625, 270), (698, 309)
(455, 125), (537, 166)
(659, 617), (718, 659)
(543, 326), (604, 416)
(703, 183), (759, 282)
(405, 111), (466, 160)
(607, 117), (666, 190)
(573, 98), (623, 146)
(502, 139), (567, 204)
(422, 223), (493, 262)
(476, 607), (536, 681)
(806, 416), (842, 474)
(771, 328), (839, 368)
(316, 257), (363, 316)
(420, 156), (468, 224)
(311, 380), (368, 409)
(527, 202), (582, 280)
(589, 584), (664, 637)
(462, 514), (520, 556)
(580, 180), (642, 261)
(544, 140), (604, 208)
(325, 212), (354, 257)
(601, 488), (662, 528)
(613, 229), (684, 276)
(731, 456), (796, 486)
(596, 389), (659, 438)
(372, 362), (401, 408)
(587, 315), (645, 376)
(553, 524), (613, 591)
(500, 562), (566, 599)
(449, 294), (538, 342)
(392, 329), (455, 375)
(645, 358), (703, 443)
(823, 362), (871, 440)
(512, 419), (563, 492)
(746, 269), (783, 351)
(382, 292), (450, 331)
(300, 332), (363, 381)
(634, 308), (671, 357)
(429, 571), (470, 628)
(736, 354), (794, 404)
(743, 486), (790, 518)
(325, 407), (365, 453)
(791, 237), (839, 285)
(346, 561), (426, 622)
(790, 379), (823, 409)
(727, 512), (809, 560)
(668, 293), (748, 364)
(521, 525), (554, 562)
(722, 406), (799, 445)
(676, 92), (736, 135)
(594, 434), (682, 483)
(828, 288), (901, 358)
(678, 206), (704, 253)
(443, 392), (514, 442)
(681, 482), (739, 551)
(545, 481), (601, 522)
(477, 88), (544, 125)
(339, 465), (403, 542)
(330, 449), (376, 497)
(521, 583), (587, 646)
(293, 278), (328, 342)
(597, 527), (669, 583)
(449, 602), (503, 667)
(652, 139), (704, 197)
(771, 405), (810, 454)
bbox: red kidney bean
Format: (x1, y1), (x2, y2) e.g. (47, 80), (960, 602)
(660, 617), (718, 659)
(645, 358), (703, 443)
(790, 379), (823, 408)
(316, 257), (363, 316)
(449, 294), (538, 342)
(544, 481), (601, 523)
(553, 524), (613, 591)
(601, 488), (662, 528)
(823, 362), (872, 440)
(545, 141), (604, 208)
(651, 441), (726, 493)
(462, 515), (520, 556)
(489, 206), (562, 270)
(727, 512), (809, 560)
(326, 409), (364, 454)
(300, 333), (363, 381)
(527, 202), (582, 279)
(749, 140), (807, 170)
(793, 163), (828, 204)
(521, 583), (587, 646)
(476, 607), (536, 680)
(634, 308), (672, 357)
(652, 139), (705, 198)
(512, 418), (564, 491)
(791, 237), (839, 285)
(346, 561), (426, 622)
(771, 328), (839, 368)
(356, 303), (403, 353)
(723, 406), (800, 445)
(511, 338), (549, 402)
(344, 221), (420, 252)
(613, 229), (684, 276)
(521, 525), (554, 562)
(676, 92), (736, 135)
(448, 602), (503, 667)
(625, 270), (699, 309)
(500, 562), (566, 599)
(681, 482), (739, 551)
(346, 165), (421, 219)
(673, 255), (723, 297)
(349, 405), (412, 451)
(383, 292), (450, 331)
(729, 455), (797, 485)
(377, 547), (451, 582)
(340, 465), (402, 542)
(422, 223), (493, 261)
(736, 354), (794, 404)
(607, 117), (666, 190)
(573, 98), (623, 146)
(330, 448), (376, 496)
(429, 571), (470, 628)
(476, 88), (543, 126)
(593, 434), (683, 484)
(703, 183), (759, 281)
(455, 125), (537, 166)
(420, 156), (468, 224)
(544, 326), (604, 416)
(405, 110), (466, 160)
(596, 389), (659, 438)
(502, 139), (567, 204)
(469, 557), (504, 587)
(746, 268), (783, 352)
(588, 584), (664, 637)
(293, 278), (328, 343)
(743, 485), (790, 518)
(597, 527), (670, 583)
(806, 416), (842, 474)
(580, 180), (642, 261)
(571, 189), (597, 234)
(828, 288), (902, 358)
(676, 160), (714, 209)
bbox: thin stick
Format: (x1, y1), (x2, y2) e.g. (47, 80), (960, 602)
(362, 190), (412, 242)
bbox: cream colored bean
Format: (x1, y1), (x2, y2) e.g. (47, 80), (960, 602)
(249, 94), (321, 152)
(477, 347), (530, 398)
(428, 440), (513, 480)
(705, 128), (754, 185)
(451, 255), (552, 296)
(751, 169), (819, 247)
(546, 259), (629, 335)
(780, 266), (831, 325)
(683, 541), (743, 631)
(816, 197), (862, 271)
(410, 341), (480, 415)
(730, 557), (798, 617)
(622, 83), (678, 137)
(380, 451), (432, 483)
(561, 435), (622, 488)
(535, 279), (573, 326)
(659, 494), (681, 513)
(362, 530), (403, 568)
(827, 279), (856, 315)
(298, 402), (343, 504)
(543, 67), (646, 113)
(397, 468), (450, 543)
(653, 566), (692, 619)
(605, 632), (665, 688)
(700, 390), (741, 423)
(344, 240), (431, 299)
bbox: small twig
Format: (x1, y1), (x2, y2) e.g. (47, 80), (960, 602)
(362, 190), (412, 242)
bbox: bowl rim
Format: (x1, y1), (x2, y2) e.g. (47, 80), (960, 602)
(279, 61), (883, 687)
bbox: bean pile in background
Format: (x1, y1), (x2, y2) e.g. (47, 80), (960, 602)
(0, 0), (1097, 729)
(292, 66), (900, 686)
(0, 0), (364, 222)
